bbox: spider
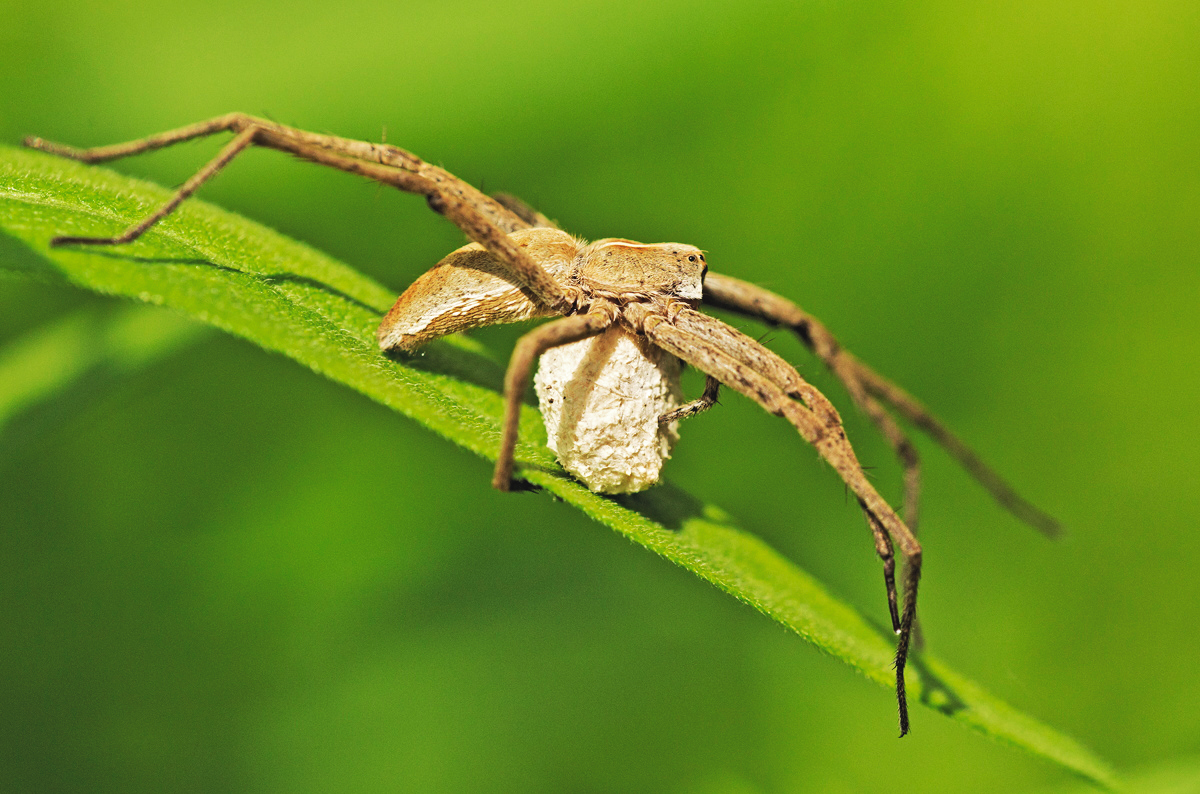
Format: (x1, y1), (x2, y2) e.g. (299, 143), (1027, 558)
(24, 114), (1061, 736)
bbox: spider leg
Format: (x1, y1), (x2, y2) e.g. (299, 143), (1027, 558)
(703, 272), (1060, 537)
(664, 307), (921, 645)
(491, 192), (557, 230)
(852, 368), (1061, 537)
(659, 375), (721, 425)
(704, 272), (922, 527)
(864, 505), (902, 633)
(25, 114), (248, 163)
(493, 309), (616, 491)
(633, 303), (921, 736)
(25, 115), (573, 314)
(45, 127), (259, 248)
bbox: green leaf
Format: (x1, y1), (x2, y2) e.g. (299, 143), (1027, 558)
(0, 144), (1119, 789)
(1031, 756), (1200, 794)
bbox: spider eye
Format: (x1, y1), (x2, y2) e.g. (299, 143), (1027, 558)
(688, 255), (696, 262)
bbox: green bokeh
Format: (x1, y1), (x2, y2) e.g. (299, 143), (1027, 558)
(2, 1), (1197, 791)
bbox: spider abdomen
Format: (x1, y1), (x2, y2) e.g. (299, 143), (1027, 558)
(534, 327), (684, 494)
(377, 227), (580, 352)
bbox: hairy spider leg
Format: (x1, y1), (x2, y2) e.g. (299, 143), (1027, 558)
(37, 127), (258, 248)
(703, 274), (926, 645)
(24, 114), (571, 315)
(666, 306), (911, 636)
(658, 375), (721, 424)
(703, 273), (1061, 538)
(494, 310), (616, 490)
(630, 302), (922, 736)
(492, 192), (557, 230)
(704, 274), (924, 529)
(864, 506), (902, 632)
(854, 368), (1062, 537)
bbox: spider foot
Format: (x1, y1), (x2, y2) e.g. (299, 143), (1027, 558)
(505, 477), (543, 494)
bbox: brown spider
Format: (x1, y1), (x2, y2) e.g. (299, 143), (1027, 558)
(24, 114), (1061, 736)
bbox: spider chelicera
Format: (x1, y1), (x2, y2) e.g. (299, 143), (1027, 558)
(25, 114), (1061, 735)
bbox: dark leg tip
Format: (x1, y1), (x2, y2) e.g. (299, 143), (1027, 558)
(49, 235), (118, 248)
(897, 686), (910, 737)
(491, 471), (541, 494)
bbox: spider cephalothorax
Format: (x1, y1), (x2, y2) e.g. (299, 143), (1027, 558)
(25, 114), (1061, 736)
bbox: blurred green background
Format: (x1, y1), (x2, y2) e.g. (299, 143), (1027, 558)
(2, 1), (1198, 791)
